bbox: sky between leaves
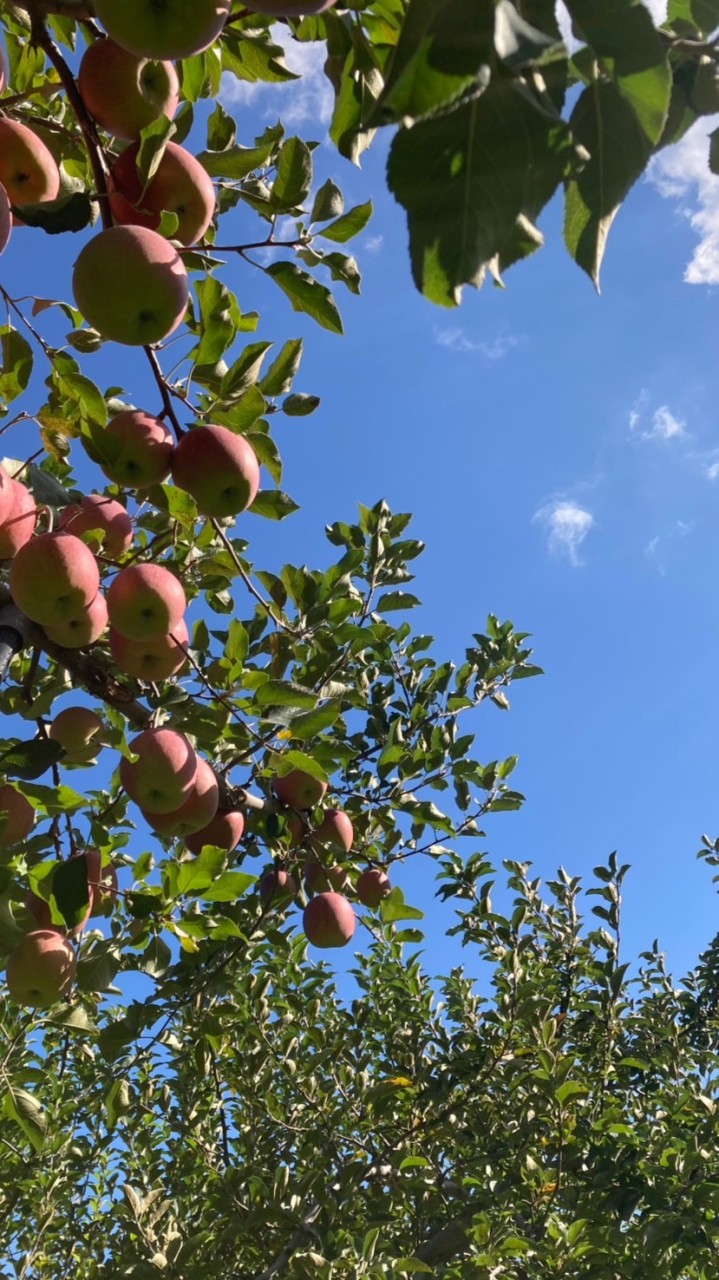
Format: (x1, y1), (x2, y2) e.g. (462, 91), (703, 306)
(3, 1), (719, 991)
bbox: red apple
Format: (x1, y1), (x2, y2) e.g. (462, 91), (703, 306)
(120, 726), (197, 813)
(273, 769), (327, 811)
(93, 0), (231, 60)
(100, 410), (175, 488)
(5, 929), (76, 1007)
(0, 119), (59, 211)
(185, 808), (244, 855)
(79, 38), (180, 140)
(48, 705), (104, 765)
(109, 618), (188, 681)
(303, 892), (356, 948)
(59, 494), (133, 559)
(43, 591), (108, 649)
(0, 479), (37, 559)
(356, 868), (391, 908)
(73, 225), (189, 347)
(0, 784), (34, 848)
(107, 562), (186, 641)
(109, 140), (216, 246)
(141, 756), (219, 837)
(260, 867), (298, 906)
(303, 860), (348, 894)
(171, 425), (260, 518)
(9, 531), (100, 627)
(308, 808), (353, 856)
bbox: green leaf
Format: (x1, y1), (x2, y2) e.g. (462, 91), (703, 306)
(105, 1079), (132, 1130)
(45, 1005), (98, 1032)
(265, 262), (343, 334)
(0, 326), (33, 410)
(318, 201), (373, 244)
(274, 750), (329, 784)
(256, 680), (318, 709)
(249, 490), (299, 521)
(555, 1080), (588, 1105)
(177, 847), (226, 896)
(311, 179), (344, 223)
(377, 591), (421, 612)
(4, 1086), (46, 1153)
(380, 889), (425, 923)
(374, 0), (494, 123)
(11, 190), (95, 235)
(221, 341), (273, 397)
(200, 871), (256, 901)
(287, 701), (341, 739)
(564, 80), (652, 288)
(198, 140), (275, 180)
(53, 855), (91, 930)
(283, 393), (320, 417)
(194, 275), (240, 366)
(667, 0), (719, 34)
(563, 0), (670, 144)
(271, 137), (313, 211)
(388, 79), (572, 305)
(0, 738), (63, 780)
(260, 338), (303, 397)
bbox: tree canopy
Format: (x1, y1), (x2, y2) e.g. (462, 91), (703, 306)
(0, 1), (718, 1277)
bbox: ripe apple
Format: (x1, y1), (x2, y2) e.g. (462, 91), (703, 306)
(0, 784), (34, 848)
(78, 38), (180, 140)
(171, 425), (260, 518)
(5, 929), (77, 1007)
(120, 726), (197, 813)
(185, 808), (244, 855)
(356, 868), (391, 908)
(106, 562), (186, 641)
(109, 140), (216, 246)
(10, 531), (100, 627)
(109, 617), (189, 681)
(93, 0), (231, 60)
(72, 225), (189, 346)
(303, 892), (356, 948)
(0, 119), (60, 211)
(273, 769), (327, 811)
(43, 591), (108, 649)
(0, 465), (18, 525)
(100, 409), (175, 488)
(0, 479), (37, 559)
(308, 808), (353, 856)
(245, 0), (337, 10)
(303, 860), (348, 894)
(48, 705), (104, 765)
(59, 494), (133, 559)
(0, 184), (11, 257)
(141, 756), (219, 837)
(260, 867), (298, 906)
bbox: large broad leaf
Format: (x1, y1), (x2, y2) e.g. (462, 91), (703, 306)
(387, 79), (572, 306)
(564, 0), (671, 143)
(564, 79), (652, 288)
(375, 0), (495, 122)
(666, 0), (719, 35)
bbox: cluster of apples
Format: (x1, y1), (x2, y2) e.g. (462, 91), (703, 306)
(69, 0), (338, 346)
(262, 768), (391, 948)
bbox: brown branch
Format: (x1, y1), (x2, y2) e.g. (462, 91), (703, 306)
(210, 519), (295, 634)
(144, 345), (185, 440)
(39, 638), (151, 730)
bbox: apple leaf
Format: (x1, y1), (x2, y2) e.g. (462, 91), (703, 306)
(248, 490), (299, 521)
(260, 338), (303, 397)
(311, 179), (344, 223)
(200, 871), (256, 902)
(271, 137), (313, 211)
(4, 1086), (47, 1153)
(282, 394), (320, 417)
(317, 201), (373, 244)
(0, 738), (63, 780)
(265, 262), (343, 334)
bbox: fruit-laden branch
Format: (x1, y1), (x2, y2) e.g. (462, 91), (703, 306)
(39, 635), (151, 729)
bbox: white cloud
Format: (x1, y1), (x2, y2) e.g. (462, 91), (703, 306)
(364, 235), (384, 254)
(706, 460), (719, 480)
(645, 520), (691, 574)
(434, 328), (520, 359)
(629, 392), (687, 441)
(221, 36), (333, 126)
(533, 500), (595, 567)
(648, 117), (719, 285)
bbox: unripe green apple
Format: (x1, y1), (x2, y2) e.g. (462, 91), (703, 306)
(308, 808), (353, 855)
(273, 769), (328, 811)
(171, 425), (260, 518)
(0, 119), (60, 210)
(0, 479), (37, 559)
(79, 38), (180, 140)
(5, 929), (77, 1007)
(93, 0), (231, 60)
(72, 225), (189, 346)
(43, 592), (108, 649)
(10, 532), (100, 627)
(303, 892), (356, 948)
(260, 867), (298, 906)
(0, 783), (34, 848)
(109, 617), (189, 680)
(59, 494), (133, 559)
(107, 562), (186, 641)
(48, 705), (104, 765)
(356, 868), (391, 908)
(185, 808), (245, 855)
(100, 410), (175, 488)
(109, 141), (216, 246)
(120, 726), (198, 813)
(141, 756), (219, 836)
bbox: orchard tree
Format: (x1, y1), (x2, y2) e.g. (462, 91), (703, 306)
(0, 1), (718, 1277)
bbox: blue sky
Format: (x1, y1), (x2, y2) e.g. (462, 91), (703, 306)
(3, 6), (719, 991)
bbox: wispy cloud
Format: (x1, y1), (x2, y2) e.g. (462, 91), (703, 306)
(707, 461), (719, 481)
(645, 520), (691, 575)
(221, 36), (333, 126)
(629, 391), (687, 441)
(434, 327), (520, 359)
(648, 117), (719, 285)
(363, 235), (384, 254)
(533, 500), (595, 567)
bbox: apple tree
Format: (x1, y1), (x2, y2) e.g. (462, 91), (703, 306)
(0, 1), (717, 1277)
